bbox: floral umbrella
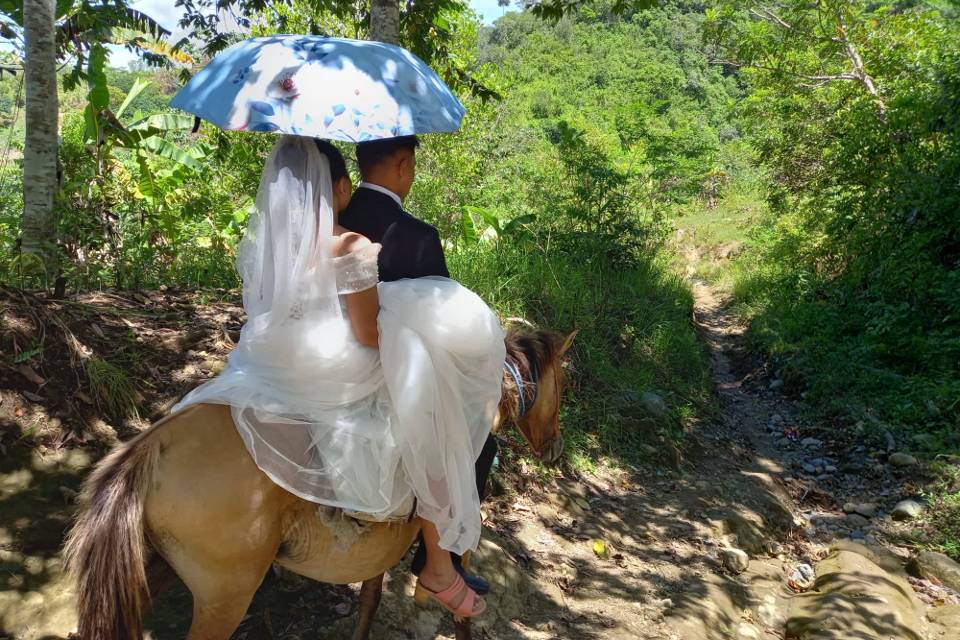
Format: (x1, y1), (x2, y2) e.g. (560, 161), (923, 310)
(170, 35), (465, 142)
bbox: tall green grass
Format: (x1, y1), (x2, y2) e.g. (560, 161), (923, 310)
(450, 239), (710, 467)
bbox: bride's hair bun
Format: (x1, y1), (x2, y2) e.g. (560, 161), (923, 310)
(314, 139), (349, 183)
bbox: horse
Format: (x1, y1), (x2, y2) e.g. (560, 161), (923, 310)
(64, 328), (577, 640)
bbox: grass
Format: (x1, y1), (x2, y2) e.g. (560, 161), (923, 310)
(85, 357), (138, 420)
(671, 186), (767, 287)
(926, 461), (960, 560)
(449, 237), (712, 469)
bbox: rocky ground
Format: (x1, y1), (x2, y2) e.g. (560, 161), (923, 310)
(1, 277), (959, 639)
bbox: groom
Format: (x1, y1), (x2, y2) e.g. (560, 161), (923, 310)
(339, 135), (495, 595)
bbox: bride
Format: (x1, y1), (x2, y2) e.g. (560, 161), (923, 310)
(172, 135), (504, 617)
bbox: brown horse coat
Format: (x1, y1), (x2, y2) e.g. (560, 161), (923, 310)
(65, 330), (576, 640)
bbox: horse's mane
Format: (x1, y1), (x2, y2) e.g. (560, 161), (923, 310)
(500, 329), (562, 425)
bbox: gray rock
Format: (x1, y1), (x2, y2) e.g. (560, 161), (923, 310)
(801, 437), (823, 449)
(844, 514), (870, 529)
(786, 549), (922, 638)
(889, 452), (917, 467)
(802, 463), (816, 474)
(777, 437), (793, 448)
(788, 563), (816, 591)
(639, 391), (669, 420)
(909, 551), (960, 592)
(769, 379), (784, 390)
(843, 502), (878, 518)
(892, 499), (924, 520)
(720, 547), (750, 574)
(825, 465), (837, 473)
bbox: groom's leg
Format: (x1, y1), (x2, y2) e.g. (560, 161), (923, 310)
(451, 434), (498, 569)
(411, 434), (499, 575)
(475, 433), (499, 501)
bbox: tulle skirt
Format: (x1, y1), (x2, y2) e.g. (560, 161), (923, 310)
(171, 277), (505, 554)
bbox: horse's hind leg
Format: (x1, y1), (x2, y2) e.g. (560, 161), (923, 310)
(352, 573), (384, 640)
(157, 533), (278, 640)
(181, 556), (272, 640)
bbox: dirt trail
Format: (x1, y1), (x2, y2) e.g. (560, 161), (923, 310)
(1, 278), (957, 639)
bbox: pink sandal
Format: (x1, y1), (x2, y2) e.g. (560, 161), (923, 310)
(414, 573), (487, 618)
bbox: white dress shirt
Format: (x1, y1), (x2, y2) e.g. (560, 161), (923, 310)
(358, 181), (403, 208)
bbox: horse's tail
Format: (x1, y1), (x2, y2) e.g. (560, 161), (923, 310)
(64, 428), (162, 640)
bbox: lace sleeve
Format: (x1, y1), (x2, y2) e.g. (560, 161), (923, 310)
(335, 242), (381, 294)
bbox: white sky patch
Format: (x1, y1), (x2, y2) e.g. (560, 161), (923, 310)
(106, 0), (512, 68)
(108, 0), (185, 69)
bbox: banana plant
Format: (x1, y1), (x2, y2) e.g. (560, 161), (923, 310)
(461, 205), (536, 245)
(0, 0), (190, 78)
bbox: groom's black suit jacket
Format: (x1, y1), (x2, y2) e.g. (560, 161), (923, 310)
(338, 186), (449, 282)
(340, 184), (498, 566)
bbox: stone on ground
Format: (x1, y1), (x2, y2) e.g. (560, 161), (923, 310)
(889, 452), (918, 467)
(785, 547), (923, 640)
(842, 502), (877, 518)
(909, 551), (960, 593)
(892, 499), (924, 520)
(843, 513), (870, 529)
(831, 540), (909, 579)
(719, 547), (749, 574)
(639, 391), (669, 420)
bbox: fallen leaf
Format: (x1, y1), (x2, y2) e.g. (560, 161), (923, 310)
(14, 407), (23, 418)
(592, 539), (609, 559)
(22, 391), (43, 402)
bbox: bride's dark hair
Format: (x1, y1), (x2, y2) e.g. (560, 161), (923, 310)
(314, 139), (349, 183)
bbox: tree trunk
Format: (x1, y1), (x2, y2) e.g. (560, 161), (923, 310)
(22, 0), (60, 278)
(369, 0), (400, 45)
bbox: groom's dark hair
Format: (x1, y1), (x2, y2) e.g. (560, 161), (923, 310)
(356, 135), (420, 177)
(314, 139), (349, 182)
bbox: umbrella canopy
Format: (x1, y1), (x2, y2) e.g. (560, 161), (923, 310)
(170, 35), (466, 142)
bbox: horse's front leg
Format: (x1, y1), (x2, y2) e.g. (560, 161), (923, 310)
(352, 572), (384, 640)
(454, 617), (472, 640)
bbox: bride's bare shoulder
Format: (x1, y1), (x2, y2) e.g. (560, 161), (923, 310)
(331, 231), (372, 258)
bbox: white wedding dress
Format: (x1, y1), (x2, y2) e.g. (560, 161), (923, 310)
(172, 136), (505, 554)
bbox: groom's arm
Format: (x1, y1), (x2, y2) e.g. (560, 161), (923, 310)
(380, 218), (449, 280)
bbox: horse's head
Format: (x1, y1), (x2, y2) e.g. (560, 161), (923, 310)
(495, 329), (578, 464)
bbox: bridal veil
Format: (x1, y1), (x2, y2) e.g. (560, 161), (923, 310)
(173, 136), (505, 554)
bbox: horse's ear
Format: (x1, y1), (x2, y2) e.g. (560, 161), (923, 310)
(556, 330), (578, 358)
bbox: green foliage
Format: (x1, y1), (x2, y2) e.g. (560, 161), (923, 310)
(3, 3), (726, 465)
(712, 0), (960, 449)
(927, 461), (960, 560)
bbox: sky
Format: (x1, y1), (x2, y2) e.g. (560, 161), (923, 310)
(107, 0), (513, 68)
